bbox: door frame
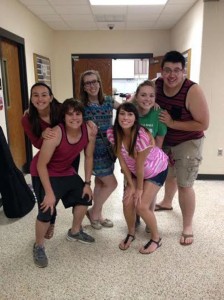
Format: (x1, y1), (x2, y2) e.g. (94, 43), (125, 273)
(0, 27), (32, 173)
(71, 53), (153, 97)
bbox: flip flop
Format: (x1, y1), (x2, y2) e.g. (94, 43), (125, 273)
(139, 238), (162, 254)
(155, 204), (173, 211)
(180, 233), (194, 246)
(86, 210), (102, 230)
(119, 234), (135, 251)
(100, 218), (114, 228)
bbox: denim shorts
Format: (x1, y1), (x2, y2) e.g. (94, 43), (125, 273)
(145, 167), (168, 187)
(32, 175), (92, 222)
(163, 137), (204, 187)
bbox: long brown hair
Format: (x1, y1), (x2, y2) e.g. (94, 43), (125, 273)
(28, 82), (61, 137)
(79, 70), (105, 106)
(113, 102), (140, 157)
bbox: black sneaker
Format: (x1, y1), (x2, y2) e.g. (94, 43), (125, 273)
(66, 229), (95, 244)
(33, 244), (48, 268)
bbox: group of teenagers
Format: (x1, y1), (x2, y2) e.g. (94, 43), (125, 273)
(21, 50), (209, 268)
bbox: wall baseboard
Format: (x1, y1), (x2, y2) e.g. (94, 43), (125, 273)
(197, 174), (224, 180)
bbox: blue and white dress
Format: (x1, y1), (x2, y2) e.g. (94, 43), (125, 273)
(84, 96), (115, 177)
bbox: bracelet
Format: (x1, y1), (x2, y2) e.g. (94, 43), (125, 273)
(84, 181), (91, 185)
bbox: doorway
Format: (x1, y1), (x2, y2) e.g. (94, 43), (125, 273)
(0, 28), (31, 172)
(72, 53), (153, 99)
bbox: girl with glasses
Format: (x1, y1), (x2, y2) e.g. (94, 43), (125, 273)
(79, 70), (120, 230)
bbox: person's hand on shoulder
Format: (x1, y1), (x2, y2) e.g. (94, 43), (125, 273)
(42, 127), (57, 140)
(153, 103), (160, 110)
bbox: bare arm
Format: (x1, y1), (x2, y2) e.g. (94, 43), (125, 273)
(21, 113), (43, 149)
(136, 147), (150, 190)
(118, 153), (134, 189)
(83, 126), (96, 200)
(113, 99), (121, 110)
(118, 152), (136, 204)
(134, 147), (151, 205)
(155, 135), (165, 148)
(159, 84), (209, 131)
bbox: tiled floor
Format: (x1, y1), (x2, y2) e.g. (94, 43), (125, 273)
(0, 160), (223, 300)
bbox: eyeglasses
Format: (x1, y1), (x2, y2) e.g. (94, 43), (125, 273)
(84, 80), (99, 87)
(162, 67), (183, 75)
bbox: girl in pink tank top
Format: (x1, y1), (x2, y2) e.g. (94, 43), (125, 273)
(107, 102), (168, 254)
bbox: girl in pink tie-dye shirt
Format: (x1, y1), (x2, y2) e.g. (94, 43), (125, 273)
(107, 102), (168, 254)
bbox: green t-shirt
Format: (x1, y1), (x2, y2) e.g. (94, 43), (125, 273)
(139, 108), (167, 138)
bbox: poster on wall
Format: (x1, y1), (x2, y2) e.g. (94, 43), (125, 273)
(182, 49), (191, 79)
(33, 53), (52, 87)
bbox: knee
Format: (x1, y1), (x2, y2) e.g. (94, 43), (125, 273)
(37, 208), (54, 223)
(136, 203), (147, 215)
(123, 198), (134, 209)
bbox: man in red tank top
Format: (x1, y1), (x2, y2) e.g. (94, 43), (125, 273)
(155, 51), (209, 246)
(31, 99), (96, 268)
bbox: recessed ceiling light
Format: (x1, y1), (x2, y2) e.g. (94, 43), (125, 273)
(90, 0), (167, 5)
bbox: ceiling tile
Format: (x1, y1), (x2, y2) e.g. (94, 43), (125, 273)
(17, 0), (199, 31)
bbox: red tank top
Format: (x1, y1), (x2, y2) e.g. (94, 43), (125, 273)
(156, 77), (204, 146)
(30, 122), (88, 176)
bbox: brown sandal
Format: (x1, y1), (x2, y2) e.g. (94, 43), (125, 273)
(44, 224), (55, 239)
(139, 238), (162, 254)
(119, 234), (135, 251)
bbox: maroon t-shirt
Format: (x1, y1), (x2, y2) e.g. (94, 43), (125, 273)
(156, 77), (204, 146)
(30, 123), (88, 176)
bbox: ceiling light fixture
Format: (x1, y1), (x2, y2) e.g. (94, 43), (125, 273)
(90, 0), (167, 5)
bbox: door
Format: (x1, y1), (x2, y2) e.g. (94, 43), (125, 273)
(72, 58), (112, 98)
(0, 39), (26, 170)
(149, 56), (164, 80)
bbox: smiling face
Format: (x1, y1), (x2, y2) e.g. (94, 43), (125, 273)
(65, 109), (83, 129)
(83, 74), (100, 101)
(118, 108), (136, 130)
(31, 85), (53, 112)
(135, 85), (155, 114)
(162, 62), (185, 90)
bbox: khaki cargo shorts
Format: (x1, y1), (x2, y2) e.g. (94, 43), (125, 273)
(163, 137), (204, 187)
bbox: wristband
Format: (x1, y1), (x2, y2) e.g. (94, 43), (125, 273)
(84, 181), (91, 185)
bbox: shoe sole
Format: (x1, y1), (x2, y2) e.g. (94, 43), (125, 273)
(86, 210), (102, 230)
(100, 224), (113, 228)
(34, 260), (48, 268)
(91, 224), (102, 230)
(66, 235), (94, 244)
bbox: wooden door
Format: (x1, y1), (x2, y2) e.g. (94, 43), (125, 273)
(149, 56), (164, 80)
(72, 58), (112, 98)
(0, 39), (26, 169)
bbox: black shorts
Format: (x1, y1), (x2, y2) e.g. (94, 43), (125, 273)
(32, 175), (92, 222)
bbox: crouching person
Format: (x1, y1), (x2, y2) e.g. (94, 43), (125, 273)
(31, 98), (96, 268)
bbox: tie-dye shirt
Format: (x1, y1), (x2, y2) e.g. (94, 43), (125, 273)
(107, 127), (168, 179)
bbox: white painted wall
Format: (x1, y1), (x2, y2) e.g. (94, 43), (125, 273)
(0, 0), (55, 96)
(53, 30), (170, 100)
(199, 0), (224, 174)
(171, 0), (204, 83)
